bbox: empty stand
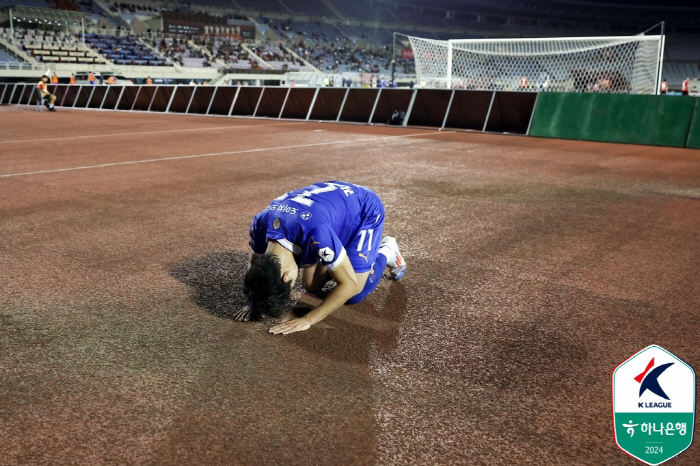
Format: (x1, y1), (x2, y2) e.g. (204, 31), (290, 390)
(84, 34), (168, 67)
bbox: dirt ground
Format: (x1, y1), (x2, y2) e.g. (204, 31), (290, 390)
(1, 106), (699, 465)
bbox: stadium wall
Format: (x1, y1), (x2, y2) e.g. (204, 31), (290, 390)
(0, 83), (539, 136)
(3, 82), (700, 148)
(685, 99), (700, 150)
(529, 92), (700, 148)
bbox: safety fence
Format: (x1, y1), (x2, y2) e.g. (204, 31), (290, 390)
(0, 83), (538, 135)
(529, 92), (700, 148)
(4, 83), (700, 148)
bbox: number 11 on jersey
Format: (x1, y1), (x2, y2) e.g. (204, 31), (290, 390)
(357, 229), (373, 252)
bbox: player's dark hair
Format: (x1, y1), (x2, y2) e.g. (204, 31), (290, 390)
(242, 254), (292, 319)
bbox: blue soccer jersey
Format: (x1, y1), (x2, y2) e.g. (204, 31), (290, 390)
(249, 181), (385, 273)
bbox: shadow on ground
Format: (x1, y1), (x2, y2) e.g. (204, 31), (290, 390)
(170, 251), (408, 364)
(169, 251), (250, 320)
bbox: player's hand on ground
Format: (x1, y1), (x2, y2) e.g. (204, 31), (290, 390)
(233, 305), (252, 322)
(269, 317), (311, 335)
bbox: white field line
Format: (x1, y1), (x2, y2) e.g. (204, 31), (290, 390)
(0, 122), (292, 145)
(0, 131), (451, 179)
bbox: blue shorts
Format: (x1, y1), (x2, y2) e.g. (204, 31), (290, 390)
(345, 191), (385, 273)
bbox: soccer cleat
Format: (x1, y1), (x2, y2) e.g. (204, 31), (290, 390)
(380, 236), (406, 280)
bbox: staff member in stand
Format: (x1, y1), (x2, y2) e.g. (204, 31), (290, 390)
(108, 75), (115, 85)
(681, 77), (690, 96)
(146, 76), (153, 85)
(51, 72), (59, 83)
(88, 71), (95, 85)
(519, 75), (528, 90)
(69, 73), (75, 84)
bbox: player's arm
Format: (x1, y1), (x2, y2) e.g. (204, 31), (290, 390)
(269, 252), (362, 335)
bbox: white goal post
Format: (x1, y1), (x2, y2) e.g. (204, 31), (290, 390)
(407, 34), (665, 95)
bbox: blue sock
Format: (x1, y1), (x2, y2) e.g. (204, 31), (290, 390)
(346, 253), (388, 305)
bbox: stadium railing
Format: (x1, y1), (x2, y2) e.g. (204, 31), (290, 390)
(4, 82), (697, 146)
(0, 81), (551, 136)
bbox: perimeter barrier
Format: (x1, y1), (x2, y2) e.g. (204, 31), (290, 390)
(3, 82), (700, 146)
(0, 83), (540, 136)
(529, 92), (699, 148)
(685, 100), (700, 149)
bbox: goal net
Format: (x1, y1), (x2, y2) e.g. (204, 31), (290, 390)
(407, 34), (664, 94)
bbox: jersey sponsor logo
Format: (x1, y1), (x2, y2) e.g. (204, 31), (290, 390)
(273, 218), (280, 229)
(301, 211), (312, 220)
(268, 204), (299, 215)
(319, 247), (335, 262)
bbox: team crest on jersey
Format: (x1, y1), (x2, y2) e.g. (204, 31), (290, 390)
(319, 247), (334, 262)
(273, 218), (280, 229)
(301, 212), (312, 220)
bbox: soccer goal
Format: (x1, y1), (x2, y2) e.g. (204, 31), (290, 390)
(407, 34), (664, 95)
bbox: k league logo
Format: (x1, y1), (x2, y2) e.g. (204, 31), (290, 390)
(635, 358), (673, 405)
(612, 345), (696, 465)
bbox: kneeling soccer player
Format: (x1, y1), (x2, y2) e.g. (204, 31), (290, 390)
(236, 181), (406, 334)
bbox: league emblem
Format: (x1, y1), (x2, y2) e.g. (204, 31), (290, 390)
(612, 345), (696, 465)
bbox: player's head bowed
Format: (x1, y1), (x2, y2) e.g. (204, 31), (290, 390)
(242, 254), (293, 319)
